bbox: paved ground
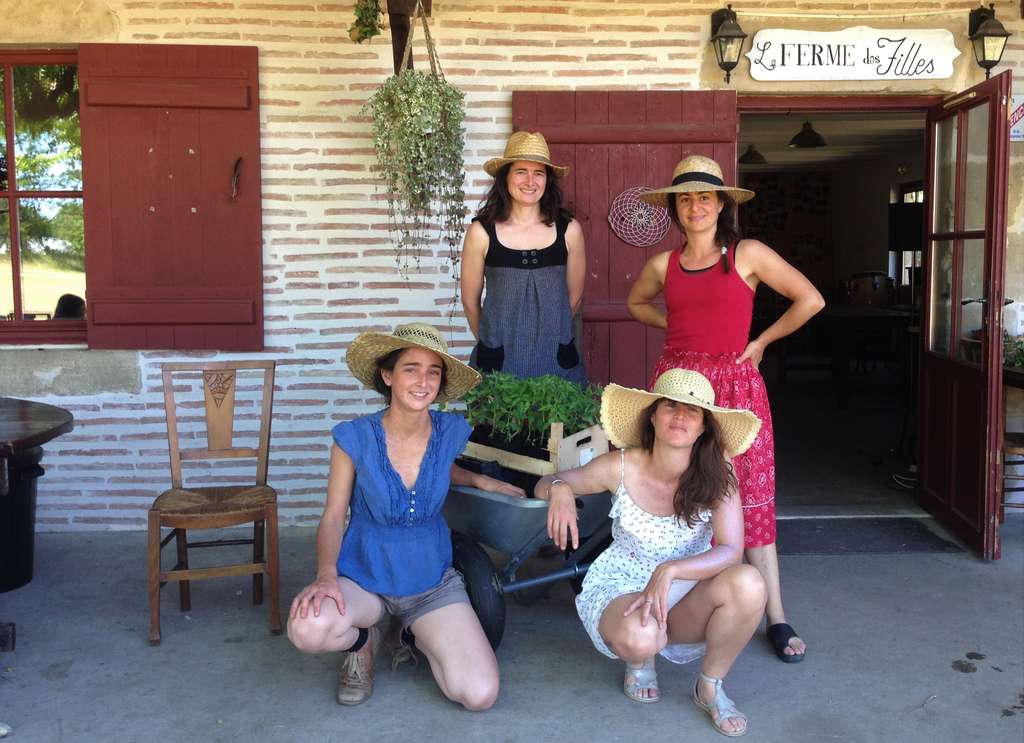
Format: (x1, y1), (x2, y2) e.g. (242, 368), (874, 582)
(1, 516), (1022, 743)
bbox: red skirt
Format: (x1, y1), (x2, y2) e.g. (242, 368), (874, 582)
(650, 349), (776, 548)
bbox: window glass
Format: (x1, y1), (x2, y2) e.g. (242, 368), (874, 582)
(0, 204), (11, 320)
(13, 65), (81, 191)
(932, 116), (956, 233)
(0, 66), (7, 192)
(928, 240), (953, 355)
(963, 104), (989, 232)
(17, 197), (85, 320)
(956, 238), (985, 365)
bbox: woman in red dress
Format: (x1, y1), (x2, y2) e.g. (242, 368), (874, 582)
(627, 155), (824, 664)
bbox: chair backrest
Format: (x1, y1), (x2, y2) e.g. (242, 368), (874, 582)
(161, 360), (276, 489)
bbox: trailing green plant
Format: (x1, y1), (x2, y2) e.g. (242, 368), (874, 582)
(363, 68), (467, 278)
(463, 373), (603, 448)
(349, 0), (383, 44)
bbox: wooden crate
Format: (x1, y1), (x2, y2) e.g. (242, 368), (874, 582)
(462, 422), (609, 477)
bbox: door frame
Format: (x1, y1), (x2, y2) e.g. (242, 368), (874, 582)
(739, 89), (1012, 558)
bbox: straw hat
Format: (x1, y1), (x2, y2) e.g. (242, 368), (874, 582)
(600, 368), (761, 456)
(639, 155), (754, 208)
(346, 323), (481, 403)
(483, 131), (569, 178)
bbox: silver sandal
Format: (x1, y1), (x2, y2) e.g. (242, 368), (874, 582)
(693, 671), (748, 737)
(623, 657), (660, 703)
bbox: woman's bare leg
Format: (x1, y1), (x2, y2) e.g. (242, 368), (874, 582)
(745, 543), (806, 657)
(287, 577), (384, 653)
(666, 564), (766, 735)
(597, 592), (670, 701)
(409, 603), (499, 711)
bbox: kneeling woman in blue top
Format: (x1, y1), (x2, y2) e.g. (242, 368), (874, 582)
(287, 323), (524, 710)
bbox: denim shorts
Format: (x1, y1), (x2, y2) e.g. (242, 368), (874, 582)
(378, 567), (470, 630)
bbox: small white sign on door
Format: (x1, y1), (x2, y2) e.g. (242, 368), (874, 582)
(745, 26), (960, 81)
(1011, 96), (1024, 143)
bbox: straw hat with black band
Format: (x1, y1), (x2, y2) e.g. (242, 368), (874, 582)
(483, 131), (569, 178)
(346, 323), (481, 404)
(639, 155), (754, 209)
(600, 368), (761, 457)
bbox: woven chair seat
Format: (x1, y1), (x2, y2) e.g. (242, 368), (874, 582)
(154, 485), (277, 517)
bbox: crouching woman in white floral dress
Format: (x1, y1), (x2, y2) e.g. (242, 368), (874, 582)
(536, 369), (767, 737)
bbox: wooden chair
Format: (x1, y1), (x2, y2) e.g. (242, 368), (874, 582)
(148, 360), (282, 646)
(1002, 432), (1024, 521)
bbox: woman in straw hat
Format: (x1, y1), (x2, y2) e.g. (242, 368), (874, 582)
(626, 155), (823, 664)
(287, 323), (524, 710)
(460, 130), (587, 383)
(536, 369), (766, 736)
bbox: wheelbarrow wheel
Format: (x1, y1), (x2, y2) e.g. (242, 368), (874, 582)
(451, 531), (505, 650)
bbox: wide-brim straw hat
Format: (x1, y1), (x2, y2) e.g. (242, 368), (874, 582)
(346, 323), (481, 404)
(483, 131), (569, 178)
(639, 155), (754, 208)
(600, 368), (761, 456)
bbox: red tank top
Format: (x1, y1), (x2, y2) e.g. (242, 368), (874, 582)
(663, 244), (754, 354)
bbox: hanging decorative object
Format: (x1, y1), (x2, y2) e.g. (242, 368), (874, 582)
(363, 0), (468, 276)
(608, 187), (670, 247)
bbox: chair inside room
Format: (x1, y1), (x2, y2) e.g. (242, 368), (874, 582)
(1002, 430), (1024, 522)
(148, 360), (282, 646)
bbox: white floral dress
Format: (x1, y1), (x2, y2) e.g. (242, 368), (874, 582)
(576, 449), (712, 664)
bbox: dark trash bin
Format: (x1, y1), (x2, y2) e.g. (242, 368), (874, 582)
(0, 446), (44, 593)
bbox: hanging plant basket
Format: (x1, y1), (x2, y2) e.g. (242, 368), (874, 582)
(362, 0), (468, 276)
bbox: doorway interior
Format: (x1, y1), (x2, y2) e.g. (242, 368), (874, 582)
(737, 109), (928, 518)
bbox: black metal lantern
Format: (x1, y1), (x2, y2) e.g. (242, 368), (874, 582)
(710, 5), (748, 84)
(788, 121), (827, 149)
(968, 4), (1011, 79)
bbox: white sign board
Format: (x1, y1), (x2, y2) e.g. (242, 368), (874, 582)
(1011, 96), (1024, 143)
(745, 26), (960, 81)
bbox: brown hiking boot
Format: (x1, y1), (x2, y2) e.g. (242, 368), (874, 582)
(336, 626), (379, 706)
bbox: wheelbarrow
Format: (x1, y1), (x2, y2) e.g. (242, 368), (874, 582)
(443, 485), (612, 650)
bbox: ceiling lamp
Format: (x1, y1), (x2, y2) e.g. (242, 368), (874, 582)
(968, 3), (1011, 79)
(788, 121), (827, 149)
(710, 5), (748, 84)
(738, 144), (767, 165)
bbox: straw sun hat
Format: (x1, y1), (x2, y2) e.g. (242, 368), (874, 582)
(600, 368), (761, 456)
(639, 154), (755, 208)
(483, 131), (569, 178)
(346, 323), (481, 404)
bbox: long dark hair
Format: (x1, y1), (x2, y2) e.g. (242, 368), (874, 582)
(371, 347), (448, 404)
(668, 191), (741, 273)
(475, 162), (573, 227)
(639, 399), (736, 526)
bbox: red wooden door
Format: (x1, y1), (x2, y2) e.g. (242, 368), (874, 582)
(918, 71), (1011, 559)
(79, 44), (264, 350)
(512, 91), (738, 388)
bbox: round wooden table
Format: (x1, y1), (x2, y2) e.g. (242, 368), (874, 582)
(1, 397), (74, 592)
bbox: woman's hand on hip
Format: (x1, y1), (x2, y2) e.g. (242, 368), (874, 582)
(624, 562), (676, 629)
(736, 338), (766, 370)
(290, 575), (344, 620)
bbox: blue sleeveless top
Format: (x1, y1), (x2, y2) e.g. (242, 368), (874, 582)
(331, 409), (472, 597)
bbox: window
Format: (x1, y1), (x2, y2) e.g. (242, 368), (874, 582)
(900, 179), (925, 204)
(0, 51), (85, 343)
(2, 44), (264, 350)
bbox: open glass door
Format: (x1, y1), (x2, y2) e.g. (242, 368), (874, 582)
(919, 71), (1011, 559)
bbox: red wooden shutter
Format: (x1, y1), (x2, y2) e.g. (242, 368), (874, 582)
(513, 91), (738, 388)
(79, 43), (263, 350)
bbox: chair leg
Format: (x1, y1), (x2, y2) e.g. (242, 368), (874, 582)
(252, 519), (265, 606)
(174, 528), (191, 612)
(147, 510), (162, 646)
(265, 503), (283, 636)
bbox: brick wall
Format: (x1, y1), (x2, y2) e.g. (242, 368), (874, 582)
(3, 0), (1023, 529)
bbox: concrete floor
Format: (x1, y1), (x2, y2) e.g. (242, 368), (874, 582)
(1, 516), (1022, 743)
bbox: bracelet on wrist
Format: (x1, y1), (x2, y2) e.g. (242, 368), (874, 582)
(546, 478), (567, 499)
